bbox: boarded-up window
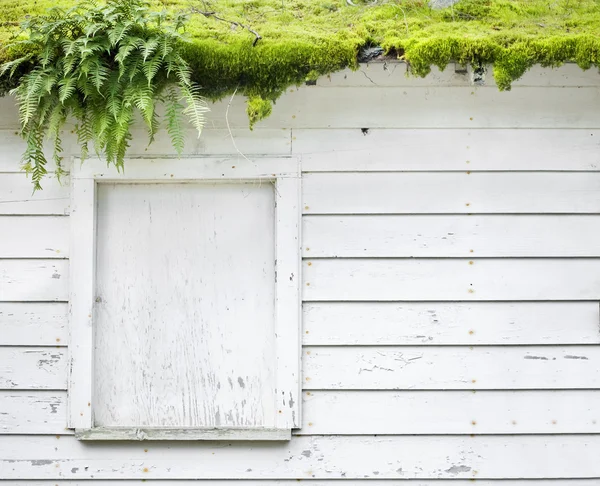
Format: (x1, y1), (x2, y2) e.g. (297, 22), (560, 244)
(69, 159), (300, 440)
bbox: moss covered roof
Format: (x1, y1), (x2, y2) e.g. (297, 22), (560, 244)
(1, 0), (600, 100)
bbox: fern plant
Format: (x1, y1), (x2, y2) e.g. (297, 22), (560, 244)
(1, 0), (208, 190)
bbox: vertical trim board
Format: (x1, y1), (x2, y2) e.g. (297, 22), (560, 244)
(67, 179), (95, 428)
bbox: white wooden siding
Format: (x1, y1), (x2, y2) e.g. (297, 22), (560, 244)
(4, 483), (600, 486)
(4, 482), (600, 486)
(194, 86), (600, 129)
(0, 129), (291, 172)
(1, 435), (600, 479)
(6, 341), (594, 392)
(303, 259), (600, 301)
(1, 65), (600, 483)
(303, 302), (600, 345)
(0, 348), (67, 390)
(297, 129), (600, 172)
(303, 172), (600, 214)
(0, 174), (69, 215)
(301, 390), (600, 434)
(0, 260), (68, 301)
(303, 346), (600, 390)
(0, 303), (68, 346)
(4, 389), (600, 436)
(0, 217), (69, 258)
(303, 215), (600, 257)
(0, 391), (69, 434)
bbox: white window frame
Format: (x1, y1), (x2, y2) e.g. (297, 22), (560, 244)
(68, 157), (301, 440)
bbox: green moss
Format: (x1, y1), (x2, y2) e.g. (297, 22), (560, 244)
(247, 95), (273, 127)
(1, 0), (600, 124)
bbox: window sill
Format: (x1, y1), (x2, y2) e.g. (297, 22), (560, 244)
(75, 427), (292, 441)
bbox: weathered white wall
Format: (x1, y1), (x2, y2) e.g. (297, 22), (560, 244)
(1, 63), (600, 483)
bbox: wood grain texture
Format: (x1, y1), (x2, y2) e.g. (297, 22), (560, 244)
(0, 347), (67, 390)
(1, 435), (600, 479)
(0, 217), (69, 258)
(302, 172), (600, 215)
(0, 303), (68, 346)
(93, 182), (277, 428)
(0, 174), (69, 215)
(303, 346), (600, 390)
(0, 260), (68, 302)
(297, 129), (600, 172)
(303, 215), (600, 257)
(302, 302), (600, 345)
(301, 390), (600, 434)
(303, 259), (600, 301)
(0, 391), (70, 434)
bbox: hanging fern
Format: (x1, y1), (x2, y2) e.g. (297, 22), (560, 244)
(1, 0), (208, 190)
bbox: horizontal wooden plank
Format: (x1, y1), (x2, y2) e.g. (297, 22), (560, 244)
(1, 482), (598, 486)
(1, 435), (600, 479)
(13, 389), (599, 436)
(243, 86), (600, 129)
(317, 64), (600, 88)
(0, 217), (69, 258)
(0, 347), (67, 390)
(0, 391), (70, 435)
(303, 302), (600, 345)
(0, 129), (291, 172)
(0, 303), (68, 346)
(302, 172), (600, 215)
(0, 174), (70, 215)
(303, 346), (600, 390)
(3, 87), (600, 132)
(74, 157), (298, 180)
(76, 428), (290, 441)
(4, 482), (599, 486)
(0, 260), (69, 302)
(303, 215), (600, 257)
(303, 259), (600, 301)
(301, 390), (600, 434)
(297, 129), (600, 172)
(73, 86), (598, 131)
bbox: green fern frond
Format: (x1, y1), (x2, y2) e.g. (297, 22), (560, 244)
(1, 0), (209, 189)
(181, 85), (208, 136)
(165, 86), (184, 154)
